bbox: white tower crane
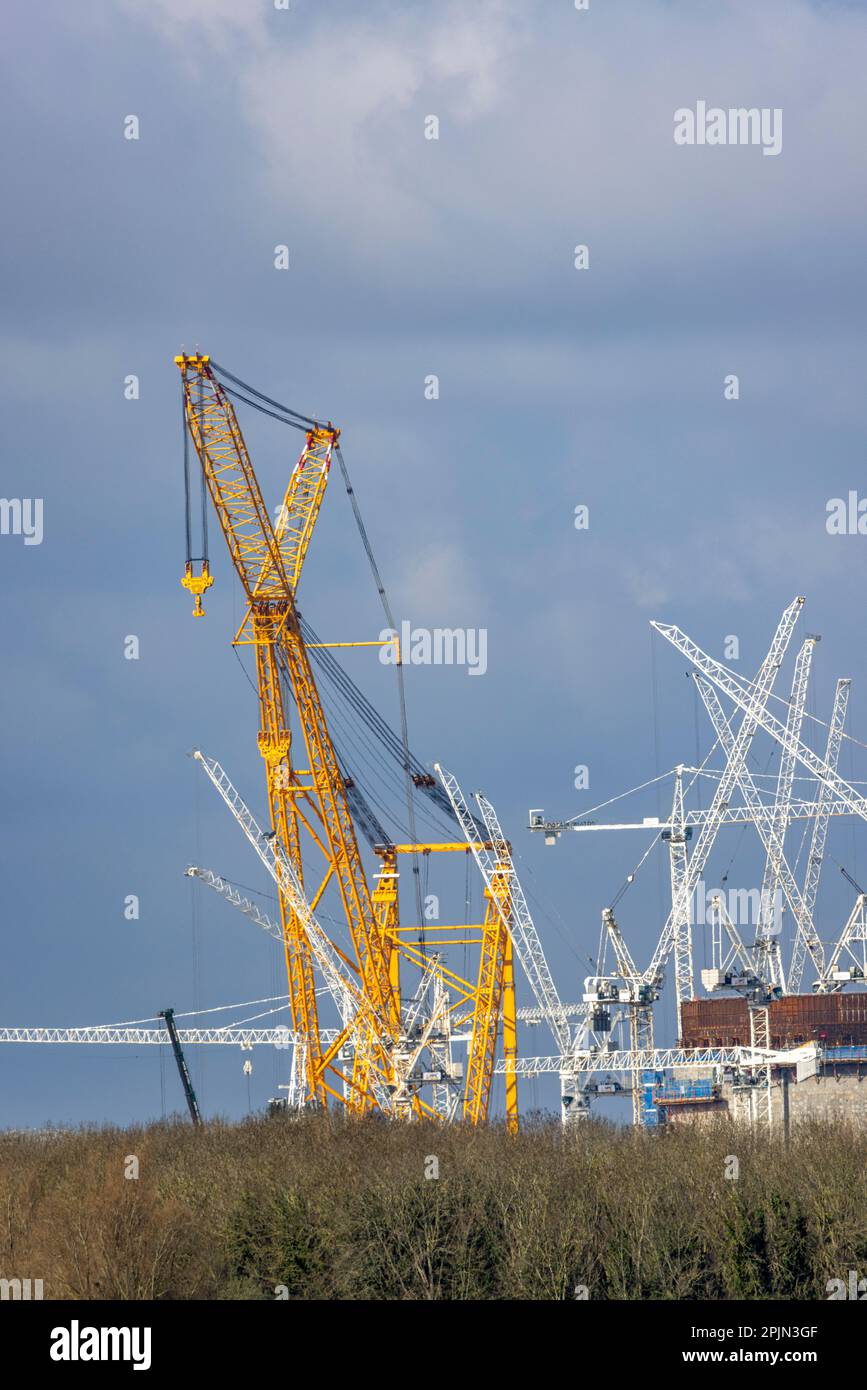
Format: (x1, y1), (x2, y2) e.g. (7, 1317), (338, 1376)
(692, 675), (815, 991)
(818, 894), (867, 991)
(642, 596), (805, 997)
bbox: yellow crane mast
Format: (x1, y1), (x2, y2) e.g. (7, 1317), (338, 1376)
(466, 865), (516, 1127)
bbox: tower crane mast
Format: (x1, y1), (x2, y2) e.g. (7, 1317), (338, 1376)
(754, 635), (818, 989)
(788, 678), (850, 992)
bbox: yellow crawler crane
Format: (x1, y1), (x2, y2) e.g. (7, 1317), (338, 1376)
(176, 353), (399, 1113)
(176, 353), (520, 1129)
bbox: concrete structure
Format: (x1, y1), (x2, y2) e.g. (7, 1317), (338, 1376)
(660, 1056), (867, 1127)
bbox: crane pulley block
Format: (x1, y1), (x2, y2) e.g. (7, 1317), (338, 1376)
(181, 561), (214, 618)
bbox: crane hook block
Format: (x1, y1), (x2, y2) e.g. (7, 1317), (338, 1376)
(181, 561), (214, 618)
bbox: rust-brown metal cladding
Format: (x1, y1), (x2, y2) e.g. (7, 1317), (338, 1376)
(681, 994), (867, 1048)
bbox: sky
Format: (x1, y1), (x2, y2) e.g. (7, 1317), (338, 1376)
(1, 0), (867, 1127)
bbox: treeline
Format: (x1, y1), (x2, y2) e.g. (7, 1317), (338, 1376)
(1, 1112), (865, 1299)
